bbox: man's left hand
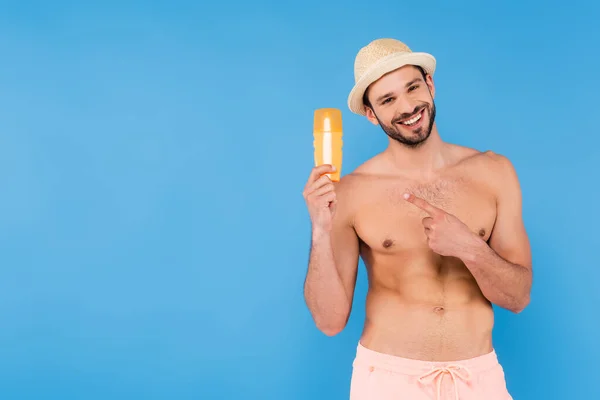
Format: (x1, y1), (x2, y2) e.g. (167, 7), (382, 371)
(403, 192), (482, 258)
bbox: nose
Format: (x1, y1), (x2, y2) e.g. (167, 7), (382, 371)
(396, 94), (419, 116)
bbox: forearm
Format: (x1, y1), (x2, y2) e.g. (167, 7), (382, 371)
(304, 229), (351, 335)
(460, 236), (532, 313)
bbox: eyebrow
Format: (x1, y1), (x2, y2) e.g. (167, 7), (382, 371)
(375, 92), (394, 103)
(375, 78), (423, 103)
(404, 78), (422, 88)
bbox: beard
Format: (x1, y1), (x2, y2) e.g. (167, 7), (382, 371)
(375, 101), (436, 148)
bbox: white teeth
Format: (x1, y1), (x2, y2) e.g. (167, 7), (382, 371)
(401, 111), (422, 126)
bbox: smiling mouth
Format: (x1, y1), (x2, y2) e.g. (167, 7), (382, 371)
(396, 108), (425, 127)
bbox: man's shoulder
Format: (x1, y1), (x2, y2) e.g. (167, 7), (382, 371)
(480, 149), (512, 164)
(331, 167), (371, 226)
(459, 148), (520, 194)
(478, 150), (517, 177)
(454, 145), (515, 175)
(334, 155), (382, 188)
(333, 169), (366, 193)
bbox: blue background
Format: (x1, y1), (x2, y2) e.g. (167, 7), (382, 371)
(1, 1), (598, 399)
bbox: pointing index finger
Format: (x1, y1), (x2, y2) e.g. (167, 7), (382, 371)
(403, 192), (442, 216)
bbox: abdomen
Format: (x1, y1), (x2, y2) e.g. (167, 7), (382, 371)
(360, 252), (495, 361)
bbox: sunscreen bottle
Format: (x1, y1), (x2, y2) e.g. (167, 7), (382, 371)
(313, 108), (343, 182)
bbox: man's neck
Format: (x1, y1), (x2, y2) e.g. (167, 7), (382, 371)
(383, 128), (449, 179)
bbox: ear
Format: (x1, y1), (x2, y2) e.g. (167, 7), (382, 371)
(365, 106), (380, 126)
(425, 74), (435, 99)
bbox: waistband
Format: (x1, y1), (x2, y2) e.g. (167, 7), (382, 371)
(353, 341), (500, 375)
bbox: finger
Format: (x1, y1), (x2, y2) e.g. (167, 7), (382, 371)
(303, 174), (332, 197)
(304, 167), (334, 193)
(308, 164), (336, 185)
(308, 175), (333, 193)
(311, 183), (335, 197)
(322, 191), (336, 207)
(403, 192), (442, 216)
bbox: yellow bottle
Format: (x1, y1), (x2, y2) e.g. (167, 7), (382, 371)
(313, 108), (343, 182)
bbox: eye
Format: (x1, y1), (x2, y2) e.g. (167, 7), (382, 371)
(381, 97), (393, 105)
(408, 85), (419, 92)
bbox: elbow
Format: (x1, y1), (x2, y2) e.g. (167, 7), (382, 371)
(314, 314), (349, 337)
(317, 322), (346, 337)
(510, 294), (531, 314)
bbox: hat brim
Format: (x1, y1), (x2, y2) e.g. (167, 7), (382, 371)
(347, 52), (436, 116)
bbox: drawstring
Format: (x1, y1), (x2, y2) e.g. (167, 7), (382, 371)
(418, 364), (472, 400)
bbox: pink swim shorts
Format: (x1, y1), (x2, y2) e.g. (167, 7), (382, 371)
(350, 342), (513, 400)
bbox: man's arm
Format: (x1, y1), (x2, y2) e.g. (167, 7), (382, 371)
(461, 154), (532, 313)
(304, 182), (360, 336)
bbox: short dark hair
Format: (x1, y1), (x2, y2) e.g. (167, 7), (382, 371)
(362, 65), (428, 109)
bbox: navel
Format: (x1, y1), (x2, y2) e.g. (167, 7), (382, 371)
(433, 306), (445, 313)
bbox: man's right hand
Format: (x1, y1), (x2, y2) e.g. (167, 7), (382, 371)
(302, 164), (337, 233)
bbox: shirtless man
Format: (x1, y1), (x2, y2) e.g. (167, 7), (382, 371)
(302, 38), (532, 400)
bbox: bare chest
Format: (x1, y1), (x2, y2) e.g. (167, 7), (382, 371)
(353, 177), (496, 253)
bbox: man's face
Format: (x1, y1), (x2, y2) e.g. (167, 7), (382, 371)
(365, 65), (436, 148)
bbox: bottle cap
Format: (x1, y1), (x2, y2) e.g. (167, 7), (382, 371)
(314, 108), (342, 133)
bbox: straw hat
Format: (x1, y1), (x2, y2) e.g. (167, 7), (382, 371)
(347, 38), (436, 116)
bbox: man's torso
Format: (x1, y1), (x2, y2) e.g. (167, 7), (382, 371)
(341, 145), (501, 362)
